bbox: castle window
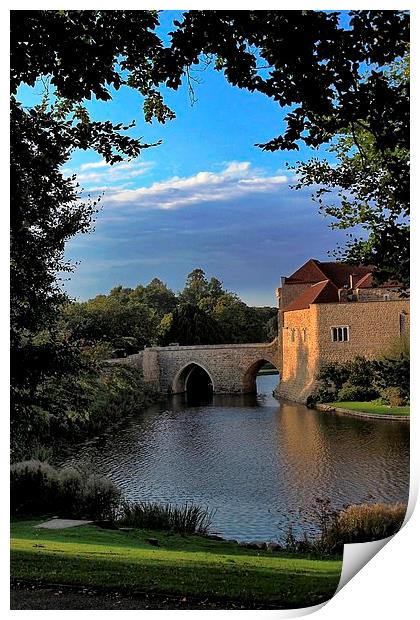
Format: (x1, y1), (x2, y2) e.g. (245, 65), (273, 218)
(331, 326), (349, 342)
(302, 328), (307, 342)
(383, 294), (390, 301)
(399, 313), (407, 335)
(290, 328), (296, 342)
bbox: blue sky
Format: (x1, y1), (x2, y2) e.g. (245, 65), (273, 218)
(20, 10), (353, 307)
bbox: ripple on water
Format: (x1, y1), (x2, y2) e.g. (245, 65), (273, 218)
(58, 374), (409, 541)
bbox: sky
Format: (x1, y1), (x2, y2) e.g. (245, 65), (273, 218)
(19, 10), (354, 308)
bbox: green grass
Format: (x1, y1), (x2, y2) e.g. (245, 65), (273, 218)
(257, 369), (279, 376)
(331, 401), (409, 416)
(10, 519), (342, 608)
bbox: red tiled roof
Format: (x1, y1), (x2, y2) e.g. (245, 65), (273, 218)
(355, 273), (401, 289)
(283, 280), (339, 312)
(284, 259), (329, 285)
(285, 259), (372, 288)
(355, 273), (373, 288)
(316, 262), (372, 288)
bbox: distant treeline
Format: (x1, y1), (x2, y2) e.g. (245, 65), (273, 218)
(62, 268), (278, 357)
(11, 269), (277, 461)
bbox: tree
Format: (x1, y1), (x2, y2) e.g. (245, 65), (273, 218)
(62, 295), (158, 352)
(11, 10), (180, 447)
(293, 52), (409, 285)
(168, 10), (409, 283)
(179, 269), (211, 305)
(160, 303), (225, 346)
(141, 279), (177, 316)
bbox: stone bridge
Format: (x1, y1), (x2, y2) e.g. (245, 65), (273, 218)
(118, 338), (280, 395)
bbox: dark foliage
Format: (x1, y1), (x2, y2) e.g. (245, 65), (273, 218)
(279, 498), (406, 557)
(118, 500), (215, 534)
(372, 356), (410, 401)
(313, 354), (409, 404)
(10, 461), (121, 520)
(337, 385), (379, 402)
(160, 303), (225, 346)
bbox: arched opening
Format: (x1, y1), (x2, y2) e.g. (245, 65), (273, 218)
(172, 362), (214, 404)
(243, 359), (280, 394)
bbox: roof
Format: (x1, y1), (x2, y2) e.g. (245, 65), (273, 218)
(355, 273), (401, 289)
(285, 259), (372, 289)
(283, 280), (339, 312)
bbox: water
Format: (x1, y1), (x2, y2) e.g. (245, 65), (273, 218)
(58, 374), (409, 542)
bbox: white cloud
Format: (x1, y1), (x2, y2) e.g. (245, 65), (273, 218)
(70, 159), (155, 187)
(101, 161), (289, 210)
(80, 160), (110, 171)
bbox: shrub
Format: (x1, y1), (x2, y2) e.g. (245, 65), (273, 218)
(279, 499), (406, 557)
(308, 387), (337, 405)
(345, 356), (375, 388)
(372, 356), (409, 401)
(334, 503), (406, 546)
(118, 501), (215, 535)
(11, 460), (59, 515)
(380, 386), (407, 407)
(337, 384), (379, 402)
(314, 357), (376, 404)
(10, 461), (120, 520)
(56, 467), (85, 516)
(316, 362), (349, 393)
(83, 474), (121, 520)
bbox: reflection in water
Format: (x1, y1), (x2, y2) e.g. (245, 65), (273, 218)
(58, 374), (409, 541)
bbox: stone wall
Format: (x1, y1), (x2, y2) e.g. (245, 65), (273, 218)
(119, 339), (281, 394)
(275, 307), (318, 403)
(279, 282), (313, 316)
(315, 299), (409, 364)
(276, 299), (410, 403)
(355, 287), (404, 302)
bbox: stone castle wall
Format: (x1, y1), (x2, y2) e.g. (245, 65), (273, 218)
(112, 291), (409, 404)
(355, 287), (404, 302)
(275, 306), (317, 403)
(276, 299), (410, 403)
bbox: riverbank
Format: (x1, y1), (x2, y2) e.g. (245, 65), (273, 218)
(11, 519), (342, 609)
(317, 402), (410, 421)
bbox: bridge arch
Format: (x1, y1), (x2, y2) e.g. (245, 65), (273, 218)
(172, 361), (214, 396)
(243, 359), (280, 394)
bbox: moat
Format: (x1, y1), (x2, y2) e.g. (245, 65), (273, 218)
(59, 374), (409, 541)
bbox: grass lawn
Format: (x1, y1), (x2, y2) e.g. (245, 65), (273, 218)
(10, 519), (342, 608)
(257, 369), (279, 376)
(331, 401), (409, 416)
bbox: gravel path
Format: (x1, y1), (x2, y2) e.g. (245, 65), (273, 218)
(10, 583), (269, 610)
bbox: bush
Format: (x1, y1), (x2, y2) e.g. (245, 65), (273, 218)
(316, 362), (349, 393)
(380, 386), (407, 407)
(372, 356), (409, 401)
(118, 500), (215, 535)
(83, 474), (121, 520)
(308, 387), (337, 405)
(56, 467), (85, 516)
(333, 503), (406, 546)
(10, 461), (120, 520)
(10, 460), (59, 515)
(279, 499), (406, 557)
(345, 356), (376, 388)
(337, 384), (379, 402)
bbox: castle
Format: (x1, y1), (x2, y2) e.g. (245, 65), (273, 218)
(275, 259), (409, 403)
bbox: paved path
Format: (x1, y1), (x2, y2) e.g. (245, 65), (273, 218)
(34, 518), (94, 529)
(10, 584), (270, 610)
